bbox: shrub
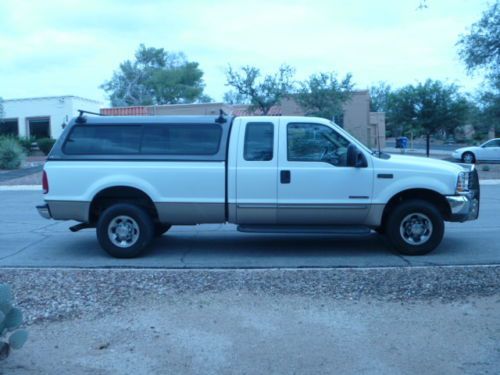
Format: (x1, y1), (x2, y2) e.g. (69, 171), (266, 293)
(0, 284), (28, 361)
(36, 138), (56, 156)
(17, 137), (36, 154)
(0, 137), (26, 170)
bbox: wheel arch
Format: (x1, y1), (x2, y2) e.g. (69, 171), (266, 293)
(89, 186), (159, 225)
(380, 188), (451, 230)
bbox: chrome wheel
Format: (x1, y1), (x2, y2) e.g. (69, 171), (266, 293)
(107, 215), (140, 248)
(399, 213), (433, 245)
(462, 153), (474, 163)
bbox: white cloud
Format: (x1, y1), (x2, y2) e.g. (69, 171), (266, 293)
(0, 0), (488, 104)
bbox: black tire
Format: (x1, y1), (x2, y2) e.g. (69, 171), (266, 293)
(385, 199), (444, 255)
(461, 152), (475, 164)
(96, 203), (154, 258)
(154, 224), (172, 237)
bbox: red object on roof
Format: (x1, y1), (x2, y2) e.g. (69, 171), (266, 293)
(100, 106), (149, 116)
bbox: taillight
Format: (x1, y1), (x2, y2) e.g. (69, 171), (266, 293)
(42, 170), (49, 194)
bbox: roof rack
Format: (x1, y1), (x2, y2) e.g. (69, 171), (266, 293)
(215, 109), (227, 124)
(76, 109), (103, 123)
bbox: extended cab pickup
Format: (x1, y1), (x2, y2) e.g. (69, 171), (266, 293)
(37, 113), (480, 258)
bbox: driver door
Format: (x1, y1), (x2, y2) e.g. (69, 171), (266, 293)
(277, 120), (373, 224)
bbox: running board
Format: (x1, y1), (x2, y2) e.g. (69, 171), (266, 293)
(237, 225), (371, 235)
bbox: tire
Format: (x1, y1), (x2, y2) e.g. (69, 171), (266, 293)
(462, 152), (475, 164)
(154, 224), (172, 237)
(385, 199), (444, 255)
(96, 203), (154, 258)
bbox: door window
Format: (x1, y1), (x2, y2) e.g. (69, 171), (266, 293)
(483, 139), (500, 148)
(244, 122), (274, 161)
(287, 123), (350, 166)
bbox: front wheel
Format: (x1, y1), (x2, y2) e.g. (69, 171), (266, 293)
(385, 200), (444, 255)
(96, 203), (154, 258)
(462, 152), (475, 164)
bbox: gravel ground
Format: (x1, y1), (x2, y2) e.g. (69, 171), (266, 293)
(0, 266), (498, 325)
(0, 274), (499, 375)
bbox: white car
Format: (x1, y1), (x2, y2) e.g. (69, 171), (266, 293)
(452, 138), (500, 163)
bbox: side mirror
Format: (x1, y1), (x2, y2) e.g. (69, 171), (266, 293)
(347, 144), (367, 168)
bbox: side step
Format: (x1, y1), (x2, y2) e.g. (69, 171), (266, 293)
(237, 225), (371, 235)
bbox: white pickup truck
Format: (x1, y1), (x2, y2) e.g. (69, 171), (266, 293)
(37, 112), (479, 258)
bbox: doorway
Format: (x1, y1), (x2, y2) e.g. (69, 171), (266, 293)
(27, 117), (50, 139)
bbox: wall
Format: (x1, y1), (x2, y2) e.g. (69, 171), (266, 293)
(2, 96), (101, 139)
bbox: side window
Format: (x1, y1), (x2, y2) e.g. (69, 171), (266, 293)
(287, 123), (350, 166)
(244, 122), (274, 161)
(64, 125), (142, 155)
(484, 140), (500, 148)
(141, 124), (222, 155)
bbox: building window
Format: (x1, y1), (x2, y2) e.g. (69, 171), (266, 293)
(0, 119), (19, 136)
(244, 122), (274, 161)
(27, 117), (50, 139)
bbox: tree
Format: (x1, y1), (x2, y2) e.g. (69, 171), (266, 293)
(458, 1), (500, 81)
(370, 82), (392, 112)
(387, 80), (468, 156)
(458, 1), (500, 136)
(0, 97), (3, 119)
(101, 44), (206, 107)
(296, 72), (354, 122)
(225, 65), (295, 114)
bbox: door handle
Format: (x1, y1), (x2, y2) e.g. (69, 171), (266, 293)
(280, 170), (291, 184)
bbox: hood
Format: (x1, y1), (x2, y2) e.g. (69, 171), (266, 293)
(375, 154), (464, 175)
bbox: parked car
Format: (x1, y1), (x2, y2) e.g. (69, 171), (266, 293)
(452, 138), (500, 163)
(37, 113), (480, 258)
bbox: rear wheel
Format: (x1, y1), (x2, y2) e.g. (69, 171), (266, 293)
(385, 199), (444, 255)
(96, 203), (154, 258)
(462, 152), (475, 164)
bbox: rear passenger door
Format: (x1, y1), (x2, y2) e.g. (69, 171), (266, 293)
(235, 119), (279, 224)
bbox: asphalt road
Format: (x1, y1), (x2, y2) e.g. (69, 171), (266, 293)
(0, 187), (499, 269)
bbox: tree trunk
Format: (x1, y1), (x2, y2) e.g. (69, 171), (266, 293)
(426, 133), (430, 157)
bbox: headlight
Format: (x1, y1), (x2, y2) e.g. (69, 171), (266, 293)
(456, 172), (470, 193)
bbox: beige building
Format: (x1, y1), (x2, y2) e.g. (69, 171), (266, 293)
(101, 90), (385, 149)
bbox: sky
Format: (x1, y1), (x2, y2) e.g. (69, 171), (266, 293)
(0, 0), (490, 106)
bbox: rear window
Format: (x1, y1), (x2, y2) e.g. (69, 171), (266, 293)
(63, 123), (223, 155)
(142, 124), (222, 155)
(63, 125), (142, 155)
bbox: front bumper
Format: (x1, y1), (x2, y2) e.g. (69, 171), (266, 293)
(36, 204), (52, 220)
(446, 169), (480, 222)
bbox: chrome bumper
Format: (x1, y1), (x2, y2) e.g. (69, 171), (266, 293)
(446, 167), (480, 222)
(36, 204), (52, 220)
(446, 195), (479, 221)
